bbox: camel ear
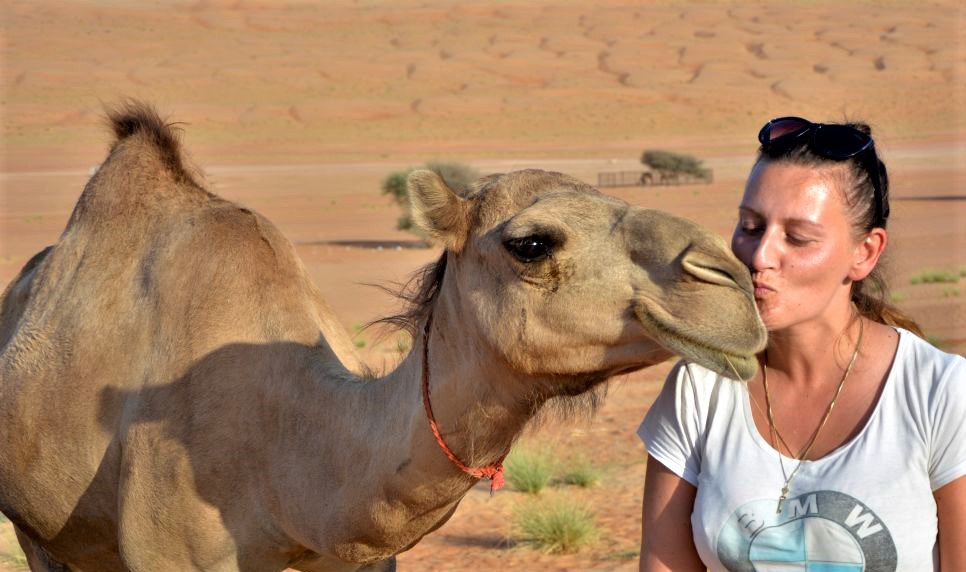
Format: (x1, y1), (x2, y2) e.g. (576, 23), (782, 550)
(407, 170), (470, 252)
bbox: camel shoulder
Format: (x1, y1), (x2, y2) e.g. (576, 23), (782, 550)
(0, 247), (52, 353)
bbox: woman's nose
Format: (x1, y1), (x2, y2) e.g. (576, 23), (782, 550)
(752, 228), (780, 271)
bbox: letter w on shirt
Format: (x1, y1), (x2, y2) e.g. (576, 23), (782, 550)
(845, 504), (884, 539)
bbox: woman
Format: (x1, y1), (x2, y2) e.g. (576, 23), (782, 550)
(638, 117), (965, 571)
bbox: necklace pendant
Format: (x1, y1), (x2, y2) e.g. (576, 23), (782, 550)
(777, 485), (789, 514)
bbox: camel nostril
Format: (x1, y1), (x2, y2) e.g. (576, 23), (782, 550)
(681, 252), (749, 291)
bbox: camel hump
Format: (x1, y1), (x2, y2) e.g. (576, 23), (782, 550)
(101, 100), (204, 190)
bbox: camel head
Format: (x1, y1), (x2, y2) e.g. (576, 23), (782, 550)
(407, 168), (766, 399)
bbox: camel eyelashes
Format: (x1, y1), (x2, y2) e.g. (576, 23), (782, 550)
(503, 235), (556, 263)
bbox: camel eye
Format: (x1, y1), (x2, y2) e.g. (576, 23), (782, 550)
(504, 235), (554, 263)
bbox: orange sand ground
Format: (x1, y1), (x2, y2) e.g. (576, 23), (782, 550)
(1, 1), (964, 570)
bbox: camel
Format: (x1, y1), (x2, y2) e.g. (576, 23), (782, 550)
(0, 102), (766, 572)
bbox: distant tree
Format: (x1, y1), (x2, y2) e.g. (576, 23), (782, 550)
(381, 160), (480, 235)
(640, 150), (711, 182)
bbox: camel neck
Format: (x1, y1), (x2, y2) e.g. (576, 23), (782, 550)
(407, 309), (526, 471)
(419, 311), (508, 491)
(267, 319), (526, 562)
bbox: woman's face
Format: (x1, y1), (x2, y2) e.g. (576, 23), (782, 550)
(731, 160), (862, 331)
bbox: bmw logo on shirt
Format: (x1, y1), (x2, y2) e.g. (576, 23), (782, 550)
(717, 491), (898, 571)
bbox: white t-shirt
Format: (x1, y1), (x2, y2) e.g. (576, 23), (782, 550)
(639, 328), (966, 572)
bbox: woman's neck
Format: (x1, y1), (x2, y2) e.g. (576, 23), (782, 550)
(764, 302), (862, 385)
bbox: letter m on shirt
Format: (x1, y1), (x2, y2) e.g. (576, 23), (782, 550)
(845, 504), (884, 539)
(789, 494), (818, 518)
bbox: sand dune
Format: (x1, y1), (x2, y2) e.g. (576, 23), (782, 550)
(3, 1), (963, 168)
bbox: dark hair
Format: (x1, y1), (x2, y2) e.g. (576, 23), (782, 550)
(756, 122), (923, 336)
(370, 252), (448, 337)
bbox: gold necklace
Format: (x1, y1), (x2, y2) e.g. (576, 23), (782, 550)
(762, 317), (864, 514)
(748, 390), (796, 457)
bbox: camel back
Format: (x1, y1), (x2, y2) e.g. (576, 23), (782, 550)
(0, 105), (360, 533)
(2, 103), (360, 374)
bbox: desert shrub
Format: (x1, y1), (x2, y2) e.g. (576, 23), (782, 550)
(640, 150), (710, 180)
(0, 553), (28, 568)
(0, 513), (28, 567)
(889, 291), (905, 303)
(505, 446), (554, 494)
(381, 160), (480, 235)
(513, 495), (599, 553)
(910, 269), (959, 285)
(557, 454), (601, 488)
(0, 551), (28, 567)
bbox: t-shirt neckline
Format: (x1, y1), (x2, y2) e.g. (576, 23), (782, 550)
(739, 327), (906, 465)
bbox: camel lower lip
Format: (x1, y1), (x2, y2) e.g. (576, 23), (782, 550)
(635, 306), (760, 381)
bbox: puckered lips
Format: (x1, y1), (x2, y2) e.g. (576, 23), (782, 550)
(753, 278), (776, 300)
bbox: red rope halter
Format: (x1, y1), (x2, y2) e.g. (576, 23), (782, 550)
(421, 314), (507, 493)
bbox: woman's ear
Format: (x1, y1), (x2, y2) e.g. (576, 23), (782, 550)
(849, 228), (887, 281)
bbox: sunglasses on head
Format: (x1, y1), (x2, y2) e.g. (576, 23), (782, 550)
(758, 116), (888, 227)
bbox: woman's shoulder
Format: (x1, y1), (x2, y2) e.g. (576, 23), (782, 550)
(891, 328), (965, 408)
(668, 358), (741, 381)
(893, 327), (965, 376)
(665, 359), (746, 398)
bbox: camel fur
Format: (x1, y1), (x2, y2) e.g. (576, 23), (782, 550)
(0, 102), (766, 571)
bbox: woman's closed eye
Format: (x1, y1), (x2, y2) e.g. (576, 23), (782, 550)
(785, 233), (815, 246)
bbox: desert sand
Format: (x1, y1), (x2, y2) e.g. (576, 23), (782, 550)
(1, 1), (964, 570)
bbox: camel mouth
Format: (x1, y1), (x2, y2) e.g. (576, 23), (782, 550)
(634, 303), (761, 382)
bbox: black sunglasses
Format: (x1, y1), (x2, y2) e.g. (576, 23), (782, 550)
(758, 116), (888, 227)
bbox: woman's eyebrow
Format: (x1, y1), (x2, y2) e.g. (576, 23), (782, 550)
(737, 207), (823, 231)
(784, 217), (823, 231)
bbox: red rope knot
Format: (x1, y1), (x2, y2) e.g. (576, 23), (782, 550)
(469, 464), (506, 494)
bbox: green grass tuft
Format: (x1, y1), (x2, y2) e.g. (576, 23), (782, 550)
(557, 454), (601, 488)
(605, 548), (641, 561)
(0, 553), (28, 567)
(889, 291), (905, 303)
(513, 495), (599, 553)
(942, 286), (961, 298)
(0, 514), (28, 567)
(910, 269), (959, 285)
(350, 323), (367, 348)
(505, 447), (554, 494)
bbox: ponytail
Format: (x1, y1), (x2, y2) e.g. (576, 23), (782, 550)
(851, 268), (924, 337)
